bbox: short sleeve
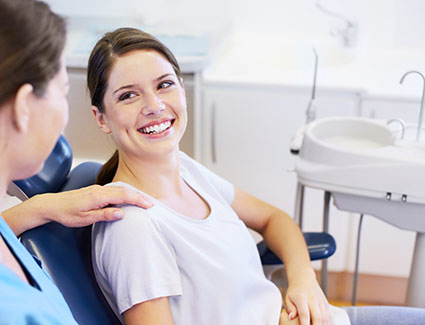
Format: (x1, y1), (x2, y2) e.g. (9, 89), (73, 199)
(92, 205), (182, 315)
(179, 152), (235, 205)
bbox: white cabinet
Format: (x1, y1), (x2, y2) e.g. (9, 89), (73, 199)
(201, 85), (305, 212)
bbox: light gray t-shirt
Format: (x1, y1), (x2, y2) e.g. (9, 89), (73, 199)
(92, 152), (282, 324)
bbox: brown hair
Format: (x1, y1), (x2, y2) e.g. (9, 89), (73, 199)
(0, 0), (66, 106)
(87, 27), (182, 185)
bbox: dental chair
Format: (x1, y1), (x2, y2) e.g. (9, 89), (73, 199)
(9, 136), (336, 325)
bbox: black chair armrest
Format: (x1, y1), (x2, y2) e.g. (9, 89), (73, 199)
(257, 232), (336, 265)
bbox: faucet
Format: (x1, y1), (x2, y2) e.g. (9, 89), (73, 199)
(399, 70), (425, 141)
(316, 1), (358, 48)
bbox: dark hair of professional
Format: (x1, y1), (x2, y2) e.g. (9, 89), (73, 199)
(87, 27), (182, 185)
(0, 0), (66, 106)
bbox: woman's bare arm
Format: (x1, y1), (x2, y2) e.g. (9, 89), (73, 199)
(231, 187), (330, 325)
(123, 297), (174, 325)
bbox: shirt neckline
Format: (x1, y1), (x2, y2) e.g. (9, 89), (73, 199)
(111, 170), (214, 224)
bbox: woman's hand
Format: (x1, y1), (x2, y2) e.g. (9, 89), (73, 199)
(229, 187), (330, 324)
(284, 269), (330, 325)
(280, 308), (300, 325)
(3, 185), (153, 235)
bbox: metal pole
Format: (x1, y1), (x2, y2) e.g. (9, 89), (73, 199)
(294, 182), (305, 229)
(321, 191), (331, 295)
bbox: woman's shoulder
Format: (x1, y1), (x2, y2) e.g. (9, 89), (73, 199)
(95, 182), (162, 232)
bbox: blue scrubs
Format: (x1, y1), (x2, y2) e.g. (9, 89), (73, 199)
(0, 216), (77, 324)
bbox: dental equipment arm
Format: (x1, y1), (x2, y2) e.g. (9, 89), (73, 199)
(290, 49), (318, 154)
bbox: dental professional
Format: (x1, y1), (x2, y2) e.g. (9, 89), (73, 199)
(0, 1), (151, 323)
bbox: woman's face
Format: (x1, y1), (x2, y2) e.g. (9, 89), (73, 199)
(97, 49), (187, 160)
(19, 56), (69, 179)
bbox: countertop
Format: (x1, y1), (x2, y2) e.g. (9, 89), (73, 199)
(202, 31), (425, 101)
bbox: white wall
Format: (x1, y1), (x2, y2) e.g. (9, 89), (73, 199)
(45, 0), (231, 32)
(45, 0), (425, 50)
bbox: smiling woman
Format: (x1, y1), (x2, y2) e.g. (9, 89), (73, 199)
(87, 28), (186, 186)
(87, 28), (326, 325)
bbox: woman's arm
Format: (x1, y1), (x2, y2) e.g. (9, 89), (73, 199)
(231, 187), (330, 325)
(2, 185), (153, 236)
(122, 297), (174, 325)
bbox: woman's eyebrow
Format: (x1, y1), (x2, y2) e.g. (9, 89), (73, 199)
(156, 73), (174, 81)
(112, 74), (174, 94)
(112, 84), (135, 95)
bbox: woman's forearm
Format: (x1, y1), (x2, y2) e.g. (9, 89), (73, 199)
(260, 209), (315, 282)
(2, 195), (49, 236)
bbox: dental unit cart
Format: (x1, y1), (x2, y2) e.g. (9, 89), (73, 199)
(294, 106), (425, 308)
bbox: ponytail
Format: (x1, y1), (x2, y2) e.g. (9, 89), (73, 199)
(96, 150), (119, 185)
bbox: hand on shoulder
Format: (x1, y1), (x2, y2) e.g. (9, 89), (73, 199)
(2, 184), (153, 235)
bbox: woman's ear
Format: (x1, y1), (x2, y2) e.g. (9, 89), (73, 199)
(179, 77), (186, 97)
(13, 84), (34, 133)
(92, 105), (111, 134)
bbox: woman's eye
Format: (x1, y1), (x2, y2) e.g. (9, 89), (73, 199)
(119, 92), (136, 101)
(158, 80), (174, 89)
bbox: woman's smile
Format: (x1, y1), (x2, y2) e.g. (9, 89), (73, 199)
(138, 118), (175, 137)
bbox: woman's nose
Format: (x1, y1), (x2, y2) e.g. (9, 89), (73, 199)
(142, 92), (165, 115)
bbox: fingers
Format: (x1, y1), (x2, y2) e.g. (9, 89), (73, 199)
(85, 185), (154, 210)
(286, 294), (331, 325)
(297, 302), (310, 325)
(309, 301), (323, 325)
(285, 296), (298, 320)
(280, 309), (301, 325)
(320, 301), (331, 325)
(287, 295), (310, 325)
(83, 208), (125, 224)
(49, 185), (154, 228)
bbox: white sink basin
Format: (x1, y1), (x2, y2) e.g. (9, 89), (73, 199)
(300, 117), (396, 166)
(296, 116), (425, 205)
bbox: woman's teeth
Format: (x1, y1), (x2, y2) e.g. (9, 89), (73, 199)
(140, 121), (172, 134)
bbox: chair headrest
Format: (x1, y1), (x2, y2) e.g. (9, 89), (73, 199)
(12, 135), (73, 199)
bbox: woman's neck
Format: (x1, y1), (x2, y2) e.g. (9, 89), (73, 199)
(113, 150), (184, 200)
